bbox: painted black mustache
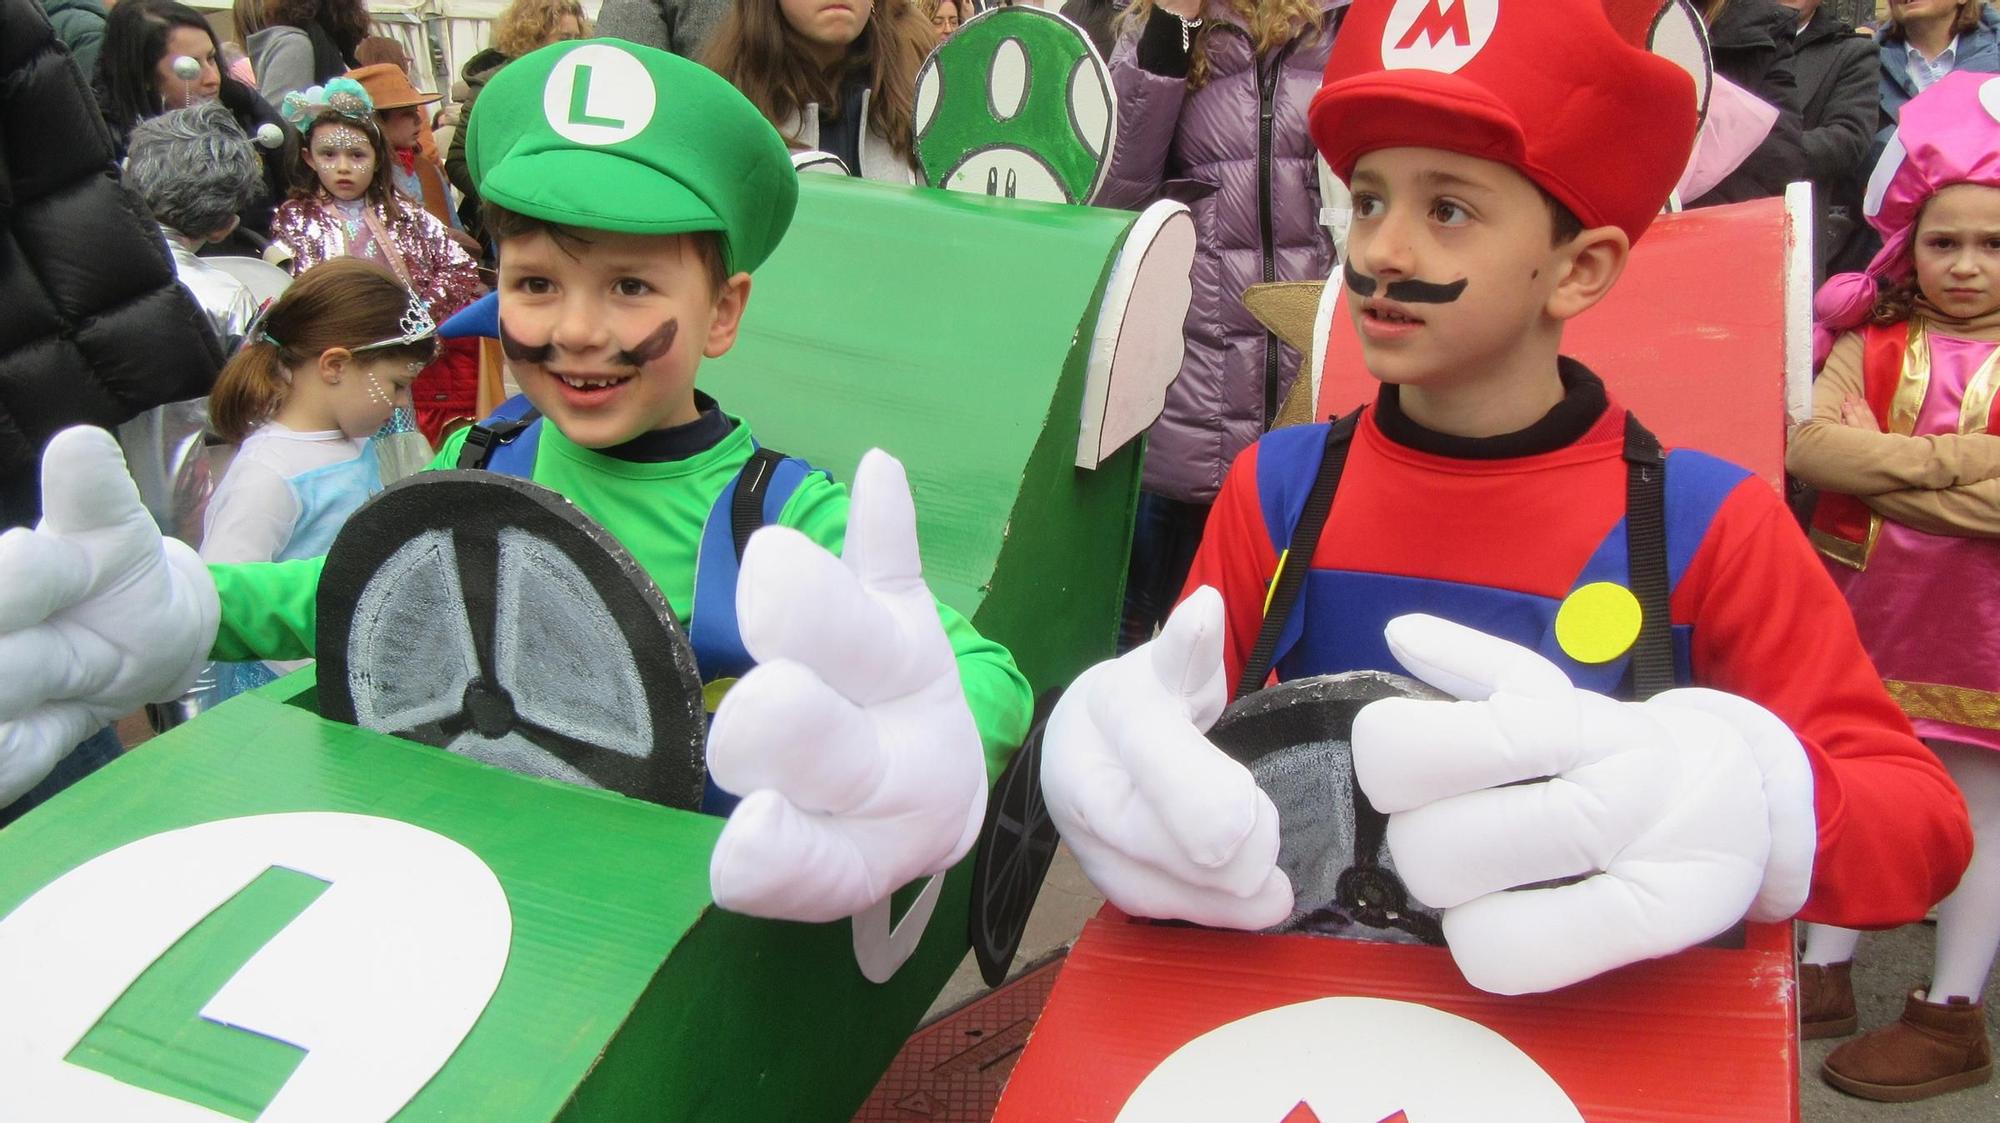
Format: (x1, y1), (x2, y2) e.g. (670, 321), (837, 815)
(498, 318), (678, 368)
(1344, 260), (1468, 304)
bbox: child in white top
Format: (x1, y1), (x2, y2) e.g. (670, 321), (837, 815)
(200, 257), (437, 697)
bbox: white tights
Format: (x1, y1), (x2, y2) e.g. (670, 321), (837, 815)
(1802, 739), (2000, 1004)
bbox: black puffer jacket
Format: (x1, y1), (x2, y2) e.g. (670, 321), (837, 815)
(1688, 0), (1807, 208)
(0, 0), (222, 528)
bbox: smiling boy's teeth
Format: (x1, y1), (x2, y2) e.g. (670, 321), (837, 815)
(560, 375), (627, 389)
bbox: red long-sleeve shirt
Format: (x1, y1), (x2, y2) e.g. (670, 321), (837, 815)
(1185, 372), (1971, 928)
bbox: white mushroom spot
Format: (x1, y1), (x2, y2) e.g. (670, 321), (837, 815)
(914, 57), (942, 139)
(1069, 55), (1111, 160)
(990, 37), (1029, 122)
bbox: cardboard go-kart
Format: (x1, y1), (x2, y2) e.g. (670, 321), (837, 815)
(993, 2), (1816, 1119)
(0, 86), (1195, 1118)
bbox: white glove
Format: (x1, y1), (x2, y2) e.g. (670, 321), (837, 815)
(1041, 587), (1292, 929)
(0, 428), (219, 805)
(706, 449), (988, 922)
(1353, 614), (1816, 995)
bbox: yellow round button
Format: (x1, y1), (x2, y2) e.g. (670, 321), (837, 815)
(1555, 582), (1644, 665)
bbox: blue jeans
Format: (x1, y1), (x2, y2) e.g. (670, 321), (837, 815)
(0, 725), (123, 828)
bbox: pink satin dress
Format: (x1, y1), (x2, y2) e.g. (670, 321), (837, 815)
(1830, 331), (2000, 750)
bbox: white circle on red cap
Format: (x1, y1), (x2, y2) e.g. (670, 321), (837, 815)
(543, 44), (655, 146)
(1981, 76), (2000, 124)
(1381, 0), (1501, 75)
(1114, 997), (1582, 1122)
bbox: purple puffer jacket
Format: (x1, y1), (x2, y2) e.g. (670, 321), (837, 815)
(1098, 0), (1343, 504)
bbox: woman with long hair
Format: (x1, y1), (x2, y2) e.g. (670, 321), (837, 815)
(95, 0), (294, 236)
(704, 0), (931, 182)
(1095, 0), (1342, 648)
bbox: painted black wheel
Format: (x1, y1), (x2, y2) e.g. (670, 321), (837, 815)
(967, 689), (1062, 987)
(316, 470), (707, 810)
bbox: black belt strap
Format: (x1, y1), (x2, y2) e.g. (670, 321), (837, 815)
(455, 409), (541, 470)
(1234, 410), (1360, 698)
(1235, 409), (1677, 701)
(730, 447), (787, 561)
(1621, 414), (1674, 700)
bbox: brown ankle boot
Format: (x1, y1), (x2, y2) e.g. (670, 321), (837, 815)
(1799, 961), (1858, 1039)
(1822, 991), (1993, 1102)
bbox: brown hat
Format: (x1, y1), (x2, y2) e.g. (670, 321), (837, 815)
(344, 63), (441, 111)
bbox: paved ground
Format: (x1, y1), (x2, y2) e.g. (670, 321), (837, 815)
(928, 848), (2000, 1121)
(1802, 922), (2000, 1122)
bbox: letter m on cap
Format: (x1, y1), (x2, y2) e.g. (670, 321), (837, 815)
(1381, 0), (1496, 74)
(1395, 0), (1470, 49)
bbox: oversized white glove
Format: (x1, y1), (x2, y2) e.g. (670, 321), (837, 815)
(1041, 587), (1292, 929)
(706, 449), (988, 923)
(1353, 614), (1816, 995)
(0, 428), (218, 805)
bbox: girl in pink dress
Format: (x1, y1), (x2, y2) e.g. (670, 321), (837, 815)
(1789, 70), (2000, 1104)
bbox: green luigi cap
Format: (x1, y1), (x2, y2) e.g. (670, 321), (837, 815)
(467, 39), (797, 274)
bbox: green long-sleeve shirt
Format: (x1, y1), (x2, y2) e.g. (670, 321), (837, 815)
(209, 413), (1032, 780)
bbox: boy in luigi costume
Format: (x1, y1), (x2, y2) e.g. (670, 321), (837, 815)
(0, 40), (1031, 926)
(1041, 0), (1972, 996)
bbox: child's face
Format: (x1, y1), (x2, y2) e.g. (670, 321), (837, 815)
(306, 122), (378, 202)
(780, 0), (872, 56)
(1343, 148), (1576, 390)
(379, 107), (423, 152)
(1913, 183), (2000, 322)
(497, 229), (751, 449)
(327, 352), (423, 439)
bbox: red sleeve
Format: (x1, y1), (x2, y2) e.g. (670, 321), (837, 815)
(1181, 441), (1281, 699)
(1677, 481), (1973, 927)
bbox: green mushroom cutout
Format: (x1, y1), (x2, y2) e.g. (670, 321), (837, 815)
(913, 6), (1115, 206)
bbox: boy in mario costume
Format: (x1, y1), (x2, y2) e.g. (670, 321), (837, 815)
(1042, 0), (1974, 995)
(0, 40), (1031, 925)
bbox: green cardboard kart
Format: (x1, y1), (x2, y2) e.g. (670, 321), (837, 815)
(0, 174), (1193, 1120)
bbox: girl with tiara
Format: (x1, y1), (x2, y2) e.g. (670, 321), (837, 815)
(199, 259), (439, 700)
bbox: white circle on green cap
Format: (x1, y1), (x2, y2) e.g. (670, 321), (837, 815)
(542, 44), (656, 146)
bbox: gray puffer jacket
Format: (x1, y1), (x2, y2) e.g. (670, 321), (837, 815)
(1097, 0), (1342, 504)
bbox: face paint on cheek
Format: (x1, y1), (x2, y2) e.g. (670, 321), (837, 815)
(498, 320), (555, 364)
(614, 319), (678, 368)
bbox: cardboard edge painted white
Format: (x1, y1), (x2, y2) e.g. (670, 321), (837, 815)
(1076, 200), (1196, 470)
(1783, 180), (1815, 426)
(1307, 269), (1344, 419)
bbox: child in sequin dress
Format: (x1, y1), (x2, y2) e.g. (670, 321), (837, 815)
(271, 78), (482, 444)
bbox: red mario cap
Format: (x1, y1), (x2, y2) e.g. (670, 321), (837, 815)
(1309, 0), (1699, 242)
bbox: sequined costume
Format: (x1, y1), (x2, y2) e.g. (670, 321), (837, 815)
(270, 194), (481, 320)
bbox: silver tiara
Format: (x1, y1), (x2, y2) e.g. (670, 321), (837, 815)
(354, 291), (438, 353)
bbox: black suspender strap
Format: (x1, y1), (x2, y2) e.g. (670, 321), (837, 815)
(1233, 410), (1361, 698)
(1622, 413), (1675, 700)
(455, 409), (542, 470)
(729, 447), (788, 561)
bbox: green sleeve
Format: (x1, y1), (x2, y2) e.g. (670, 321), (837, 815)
(778, 473), (1035, 784)
(209, 555), (327, 662)
(209, 437), (468, 663)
